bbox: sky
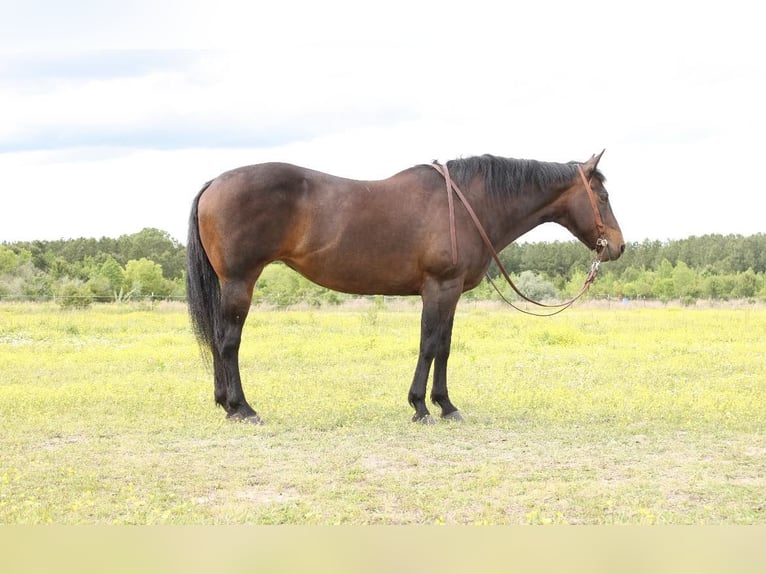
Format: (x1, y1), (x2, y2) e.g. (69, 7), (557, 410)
(1, 0), (763, 245)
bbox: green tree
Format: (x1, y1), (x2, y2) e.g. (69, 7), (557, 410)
(512, 271), (559, 301)
(587, 270), (620, 299)
(86, 256), (126, 301)
(731, 269), (761, 299)
(672, 261), (700, 300)
(19, 263), (52, 300)
(123, 258), (173, 299)
(98, 256), (126, 295)
(0, 246), (21, 274)
(118, 228), (185, 279)
(56, 278), (93, 309)
(702, 274), (737, 300)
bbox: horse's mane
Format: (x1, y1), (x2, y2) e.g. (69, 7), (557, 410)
(442, 155), (603, 197)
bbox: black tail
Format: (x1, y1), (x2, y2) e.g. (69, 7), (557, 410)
(186, 181), (220, 361)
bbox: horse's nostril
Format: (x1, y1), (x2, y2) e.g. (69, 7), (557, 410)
(620, 243), (626, 255)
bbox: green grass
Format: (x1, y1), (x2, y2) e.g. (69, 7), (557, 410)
(1, 301), (764, 524)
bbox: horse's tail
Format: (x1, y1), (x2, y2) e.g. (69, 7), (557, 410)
(186, 180), (220, 361)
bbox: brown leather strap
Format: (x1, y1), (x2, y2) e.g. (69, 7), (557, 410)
(578, 164), (606, 241)
(430, 160), (605, 314)
(431, 161), (549, 306)
(441, 162), (458, 265)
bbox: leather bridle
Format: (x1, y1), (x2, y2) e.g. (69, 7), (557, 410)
(430, 160), (608, 316)
(577, 164), (609, 257)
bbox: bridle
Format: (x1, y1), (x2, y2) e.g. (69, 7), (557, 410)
(430, 161), (608, 316)
(577, 163), (609, 257)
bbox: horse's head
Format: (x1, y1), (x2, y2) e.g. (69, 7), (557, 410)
(560, 150), (625, 261)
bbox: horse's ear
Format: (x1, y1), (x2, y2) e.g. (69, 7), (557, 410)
(594, 148), (605, 167)
(582, 149), (606, 175)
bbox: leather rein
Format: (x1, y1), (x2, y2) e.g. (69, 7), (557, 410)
(430, 161), (608, 317)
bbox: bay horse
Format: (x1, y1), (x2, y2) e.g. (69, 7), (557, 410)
(186, 151), (624, 423)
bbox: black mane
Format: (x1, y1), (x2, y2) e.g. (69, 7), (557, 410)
(443, 155), (600, 197)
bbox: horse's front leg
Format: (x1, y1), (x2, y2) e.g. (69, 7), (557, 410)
(430, 321), (463, 422)
(408, 277), (463, 423)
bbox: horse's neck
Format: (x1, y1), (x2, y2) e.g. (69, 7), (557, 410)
(479, 183), (562, 250)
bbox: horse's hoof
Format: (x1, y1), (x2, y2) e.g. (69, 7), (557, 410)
(413, 414), (436, 425)
(227, 412), (263, 425)
(442, 410), (465, 422)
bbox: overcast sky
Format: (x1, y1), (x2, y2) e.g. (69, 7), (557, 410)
(1, 0), (763, 245)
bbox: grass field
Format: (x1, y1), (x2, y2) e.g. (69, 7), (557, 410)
(1, 300), (764, 524)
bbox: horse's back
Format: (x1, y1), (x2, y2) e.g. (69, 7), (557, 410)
(205, 162), (315, 197)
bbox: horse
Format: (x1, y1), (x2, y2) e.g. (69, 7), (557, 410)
(186, 151), (624, 424)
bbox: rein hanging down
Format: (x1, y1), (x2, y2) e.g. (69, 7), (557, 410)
(430, 161), (605, 317)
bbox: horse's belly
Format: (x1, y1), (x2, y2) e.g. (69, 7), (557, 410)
(282, 245), (425, 296)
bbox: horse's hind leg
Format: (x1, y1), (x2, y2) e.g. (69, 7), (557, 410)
(213, 278), (260, 423)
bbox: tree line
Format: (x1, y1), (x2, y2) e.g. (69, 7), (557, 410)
(490, 234), (766, 304)
(0, 228), (186, 307)
(1, 230), (764, 307)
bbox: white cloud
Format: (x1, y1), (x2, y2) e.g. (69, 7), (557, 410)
(0, 0), (764, 244)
